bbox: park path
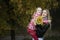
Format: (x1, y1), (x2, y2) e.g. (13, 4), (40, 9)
(0, 31), (60, 40)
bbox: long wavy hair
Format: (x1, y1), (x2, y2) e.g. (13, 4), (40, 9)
(43, 9), (51, 20)
(43, 9), (52, 30)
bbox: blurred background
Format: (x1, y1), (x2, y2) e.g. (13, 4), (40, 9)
(0, 0), (60, 40)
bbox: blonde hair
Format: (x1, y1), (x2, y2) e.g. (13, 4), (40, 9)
(36, 7), (42, 11)
(43, 9), (52, 29)
(32, 7), (42, 18)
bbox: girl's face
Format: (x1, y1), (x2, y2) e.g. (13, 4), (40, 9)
(42, 10), (48, 17)
(36, 8), (42, 13)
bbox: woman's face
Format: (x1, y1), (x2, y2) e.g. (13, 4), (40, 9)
(42, 10), (48, 17)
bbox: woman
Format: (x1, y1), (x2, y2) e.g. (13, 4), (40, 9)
(27, 7), (42, 40)
(35, 9), (51, 40)
(42, 9), (51, 24)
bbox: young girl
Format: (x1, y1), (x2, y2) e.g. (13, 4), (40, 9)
(27, 7), (42, 40)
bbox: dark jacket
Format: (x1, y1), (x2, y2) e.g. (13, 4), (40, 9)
(36, 24), (50, 37)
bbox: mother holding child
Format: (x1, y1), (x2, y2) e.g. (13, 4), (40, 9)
(27, 7), (51, 40)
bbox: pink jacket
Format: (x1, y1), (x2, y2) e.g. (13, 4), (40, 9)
(27, 12), (41, 30)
